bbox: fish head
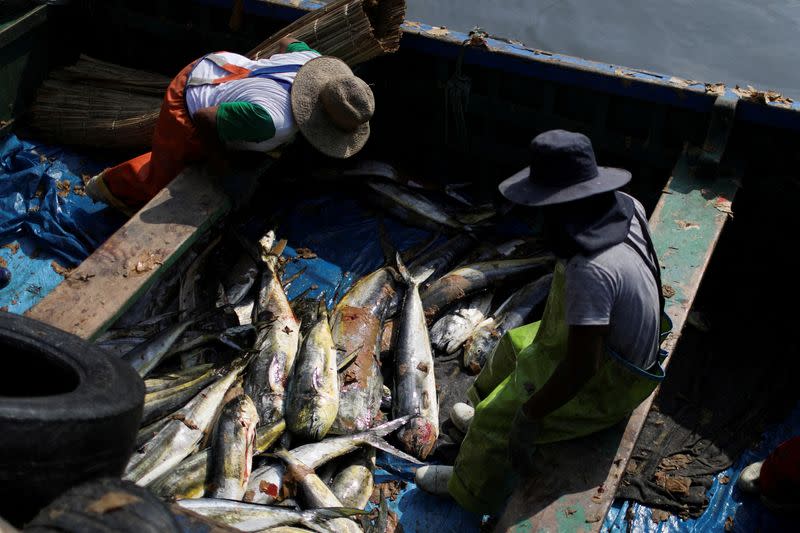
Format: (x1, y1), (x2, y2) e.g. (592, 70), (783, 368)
(396, 416), (437, 460)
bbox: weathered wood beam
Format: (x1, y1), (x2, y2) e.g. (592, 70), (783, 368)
(25, 166), (230, 340)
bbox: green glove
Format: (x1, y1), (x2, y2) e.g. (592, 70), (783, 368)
(508, 407), (540, 475)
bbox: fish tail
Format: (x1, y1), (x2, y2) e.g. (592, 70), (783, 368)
(395, 253), (434, 287)
(363, 434), (423, 464)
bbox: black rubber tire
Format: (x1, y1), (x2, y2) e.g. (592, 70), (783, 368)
(0, 312), (144, 526)
(23, 477), (180, 533)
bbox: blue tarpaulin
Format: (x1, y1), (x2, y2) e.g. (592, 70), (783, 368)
(0, 134), (126, 312)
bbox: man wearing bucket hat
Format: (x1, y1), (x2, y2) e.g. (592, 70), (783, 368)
(416, 130), (671, 514)
(86, 38), (374, 213)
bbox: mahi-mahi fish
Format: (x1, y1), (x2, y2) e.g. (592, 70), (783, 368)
(285, 300), (339, 441)
(209, 393), (259, 500)
(124, 355), (250, 486)
(244, 234), (300, 427)
(329, 266), (397, 433)
(429, 291), (493, 354)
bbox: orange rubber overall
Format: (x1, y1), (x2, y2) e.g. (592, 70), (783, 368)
(101, 58), (256, 210)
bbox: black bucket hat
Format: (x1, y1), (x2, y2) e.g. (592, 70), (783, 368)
(499, 130), (631, 206)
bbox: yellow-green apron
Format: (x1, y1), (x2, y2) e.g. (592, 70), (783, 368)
(448, 261), (671, 514)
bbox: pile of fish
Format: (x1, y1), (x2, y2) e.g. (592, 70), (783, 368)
(98, 177), (555, 532)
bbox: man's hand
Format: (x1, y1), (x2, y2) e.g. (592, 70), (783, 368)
(508, 407), (540, 475)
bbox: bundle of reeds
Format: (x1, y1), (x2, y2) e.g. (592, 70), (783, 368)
(249, 0), (406, 65)
(26, 56), (169, 149)
(27, 0), (405, 149)
(49, 55), (171, 97)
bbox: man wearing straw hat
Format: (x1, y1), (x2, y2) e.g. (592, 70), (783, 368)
(86, 38), (374, 213)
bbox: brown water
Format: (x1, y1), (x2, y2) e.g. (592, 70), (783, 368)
(406, 0), (800, 99)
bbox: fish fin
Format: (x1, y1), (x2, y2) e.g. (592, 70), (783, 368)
(300, 508), (368, 532)
(316, 295), (328, 321)
(270, 239), (288, 257)
(337, 345), (361, 371)
(363, 435), (423, 464)
(394, 252), (412, 284)
(395, 252), (435, 286)
(368, 415), (413, 437)
(281, 266), (307, 289)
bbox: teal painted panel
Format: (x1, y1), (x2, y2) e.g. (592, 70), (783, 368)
(650, 150), (739, 335)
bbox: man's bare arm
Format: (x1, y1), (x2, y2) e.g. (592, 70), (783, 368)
(192, 106), (229, 176)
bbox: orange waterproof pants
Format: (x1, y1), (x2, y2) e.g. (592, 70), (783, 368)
(102, 60), (206, 210)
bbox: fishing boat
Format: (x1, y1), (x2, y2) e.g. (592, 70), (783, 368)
(1, 1), (797, 531)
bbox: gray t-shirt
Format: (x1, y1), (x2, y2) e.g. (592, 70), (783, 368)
(564, 194), (660, 369)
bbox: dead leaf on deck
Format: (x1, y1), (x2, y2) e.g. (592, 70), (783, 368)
(651, 509), (671, 523)
(662, 285), (676, 298)
(664, 475), (691, 496)
(51, 261), (72, 277)
(294, 247), (317, 259)
(659, 453), (692, 470)
(675, 220), (700, 230)
(725, 516), (735, 531)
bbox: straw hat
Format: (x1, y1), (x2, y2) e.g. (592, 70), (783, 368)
(291, 56), (374, 159)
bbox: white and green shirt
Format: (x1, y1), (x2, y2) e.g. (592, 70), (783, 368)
(185, 42), (320, 152)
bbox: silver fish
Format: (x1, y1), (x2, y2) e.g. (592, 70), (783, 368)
(122, 316), (199, 377)
(245, 417), (419, 505)
(209, 394), (259, 500)
(135, 416), (172, 449)
(222, 251), (259, 306)
(179, 236), (221, 320)
(366, 179), (464, 231)
(145, 363), (215, 393)
(463, 274), (553, 373)
(141, 367), (220, 425)
(420, 255), (554, 321)
(95, 336), (148, 358)
(329, 267), (396, 433)
(392, 254), (438, 460)
(245, 235), (301, 427)
(274, 450), (361, 533)
(149, 420), (285, 501)
(174, 499), (359, 532)
(331, 449), (375, 510)
(285, 300), (339, 441)
(124, 355), (250, 486)
(429, 291), (493, 354)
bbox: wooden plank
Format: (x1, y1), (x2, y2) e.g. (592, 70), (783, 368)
(25, 166), (230, 340)
(496, 147), (739, 532)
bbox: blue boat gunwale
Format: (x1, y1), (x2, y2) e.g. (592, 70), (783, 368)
(195, 0), (800, 132)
